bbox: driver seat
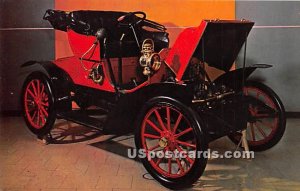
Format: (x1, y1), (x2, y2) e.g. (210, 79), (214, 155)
(69, 10), (125, 36)
(70, 10), (140, 58)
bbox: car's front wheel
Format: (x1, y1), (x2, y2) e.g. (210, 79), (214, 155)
(22, 73), (56, 137)
(135, 97), (207, 190)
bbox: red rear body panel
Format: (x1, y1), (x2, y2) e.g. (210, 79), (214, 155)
(67, 29), (101, 59)
(54, 56), (115, 92)
(57, 30), (115, 92)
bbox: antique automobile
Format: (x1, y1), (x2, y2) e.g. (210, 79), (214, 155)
(21, 9), (286, 189)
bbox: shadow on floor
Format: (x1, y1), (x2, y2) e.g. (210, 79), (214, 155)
(89, 135), (140, 162)
(45, 120), (300, 191)
(90, 135), (300, 191)
(48, 120), (103, 144)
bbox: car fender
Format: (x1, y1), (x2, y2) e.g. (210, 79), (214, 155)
(213, 65), (272, 91)
(21, 61), (73, 112)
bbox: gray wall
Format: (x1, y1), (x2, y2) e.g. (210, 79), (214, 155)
(236, 1), (300, 112)
(0, 0), (54, 111)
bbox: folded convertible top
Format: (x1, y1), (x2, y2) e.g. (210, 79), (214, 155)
(43, 9), (127, 35)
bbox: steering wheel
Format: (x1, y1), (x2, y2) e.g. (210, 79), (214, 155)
(117, 11), (146, 26)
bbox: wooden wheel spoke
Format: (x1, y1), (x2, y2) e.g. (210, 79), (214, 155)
(250, 123), (256, 141)
(37, 79), (40, 98)
(175, 127), (193, 139)
(148, 144), (160, 151)
(168, 157), (172, 174)
(166, 107), (171, 131)
(30, 81), (38, 96)
(25, 99), (35, 111)
(40, 111), (46, 124)
(26, 107), (34, 112)
(154, 109), (167, 131)
(40, 105), (48, 117)
(176, 145), (194, 164)
(40, 101), (49, 107)
(172, 113), (183, 133)
(176, 158), (184, 173)
(27, 89), (36, 99)
(31, 110), (37, 121)
(176, 140), (196, 148)
(155, 157), (163, 166)
(257, 120), (275, 129)
(153, 146), (169, 167)
(143, 133), (160, 139)
(40, 83), (45, 97)
(254, 109), (277, 118)
(254, 113), (272, 118)
(41, 91), (48, 100)
(146, 120), (162, 134)
(255, 124), (267, 138)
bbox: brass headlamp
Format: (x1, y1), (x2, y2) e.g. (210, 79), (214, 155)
(139, 39), (161, 76)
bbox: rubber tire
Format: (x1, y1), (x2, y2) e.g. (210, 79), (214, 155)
(135, 97), (208, 190)
(228, 81), (286, 152)
(21, 73), (56, 137)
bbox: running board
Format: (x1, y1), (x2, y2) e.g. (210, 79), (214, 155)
(57, 110), (106, 131)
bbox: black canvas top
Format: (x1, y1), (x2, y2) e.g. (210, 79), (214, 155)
(44, 10), (127, 35)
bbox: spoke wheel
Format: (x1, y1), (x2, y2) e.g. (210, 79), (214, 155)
(229, 81), (286, 151)
(135, 97), (207, 189)
(22, 73), (56, 136)
(24, 79), (50, 129)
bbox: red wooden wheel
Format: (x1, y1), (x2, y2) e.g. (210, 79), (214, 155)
(24, 79), (50, 129)
(141, 105), (196, 178)
(135, 97), (207, 189)
(22, 73), (56, 136)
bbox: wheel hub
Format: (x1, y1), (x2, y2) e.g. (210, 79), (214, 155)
(159, 131), (177, 149)
(159, 137), (168, 148)
(29, 101), (36, 106)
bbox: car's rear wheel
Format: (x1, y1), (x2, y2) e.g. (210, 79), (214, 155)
(22, 73), (56, 137)
(135, 97), (207, 190)
(228, 81), (286, 151)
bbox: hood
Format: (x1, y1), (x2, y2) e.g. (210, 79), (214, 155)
(165, 20), (254, 80)
(195, 20), (254, 72)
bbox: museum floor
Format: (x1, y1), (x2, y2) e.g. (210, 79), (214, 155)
(0, 116), (299, 191)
